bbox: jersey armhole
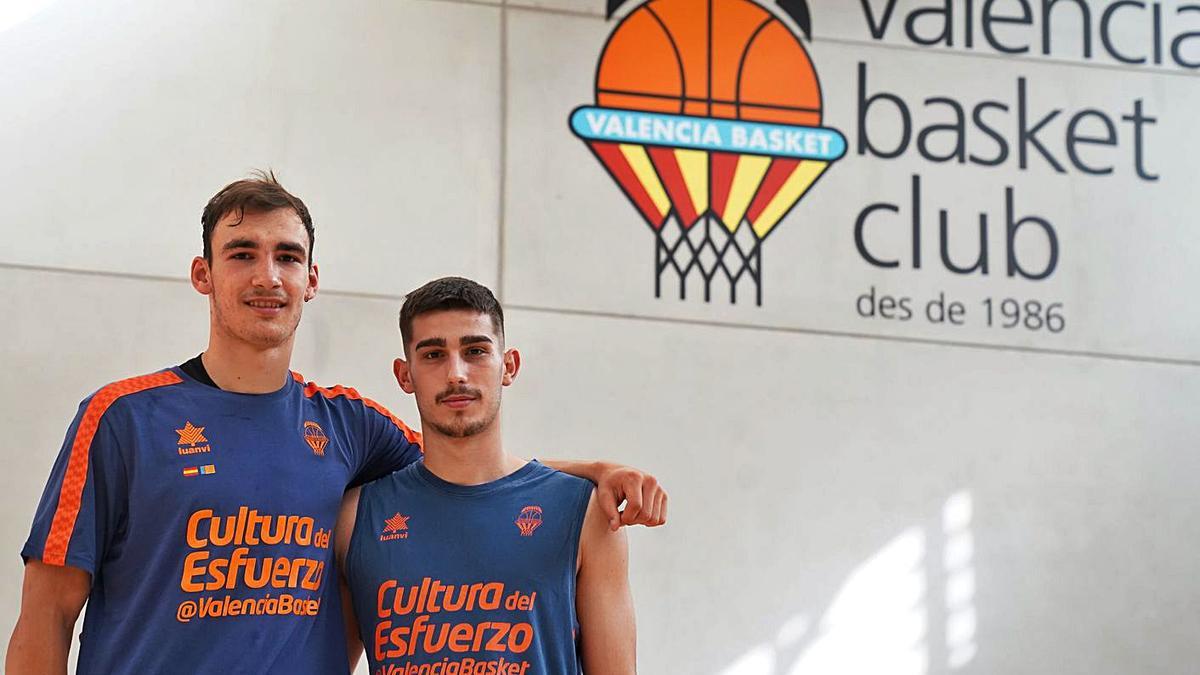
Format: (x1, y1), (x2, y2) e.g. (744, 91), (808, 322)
(568, 482), (593, 584)
(567, 481), (593, 642)
(342, 485), (374, 588)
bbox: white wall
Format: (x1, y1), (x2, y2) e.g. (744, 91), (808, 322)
(2, 1), (1197, 673)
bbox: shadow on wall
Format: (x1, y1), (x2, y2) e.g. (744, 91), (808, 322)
(719, 492), (977, 675)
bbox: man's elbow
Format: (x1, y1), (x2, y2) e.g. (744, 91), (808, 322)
(7, 560), (90, 668)
(6, 611), (73, 674)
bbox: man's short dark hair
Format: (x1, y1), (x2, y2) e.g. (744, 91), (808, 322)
(201, 169), (314, 263)
(399, 277), (505, 350)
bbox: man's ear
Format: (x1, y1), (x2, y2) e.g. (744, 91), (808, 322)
(304, 262), (319, 302)
(190, 257), (213, 296)
(502, 348), (521, 386)
(394, 357), (415, 394)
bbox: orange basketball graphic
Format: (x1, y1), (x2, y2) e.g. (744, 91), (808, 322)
(570, 0), (844, 305)
(595, 0), (821, 125)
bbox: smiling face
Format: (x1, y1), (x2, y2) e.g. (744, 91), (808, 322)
(190, 208), (319, 350)
(394, 309), (519, 440)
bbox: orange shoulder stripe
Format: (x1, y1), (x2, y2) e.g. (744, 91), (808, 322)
(42, 370), (183, 566)
(292, 372), (423, 449)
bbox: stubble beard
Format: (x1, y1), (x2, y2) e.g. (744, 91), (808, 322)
(427, 397), (500, 439)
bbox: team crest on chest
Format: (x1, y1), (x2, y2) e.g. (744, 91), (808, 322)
(515, 505), (543, 537)
(303, 421), (328, 456)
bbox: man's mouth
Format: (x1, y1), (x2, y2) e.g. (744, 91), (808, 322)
(244, 298), (287, 314)
(437, 389), (481, 409)
(441, 396), (475, 409)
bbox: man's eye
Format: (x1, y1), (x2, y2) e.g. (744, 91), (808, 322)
(230, 252), (252, 260)
(279, 255), (302, 264)
(467, 347), (487, 356)
(423, 351), (443, 360)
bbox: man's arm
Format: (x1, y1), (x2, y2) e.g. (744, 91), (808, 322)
(335, 487), (365, 672)
(351, 402), (667, 533)
(6, 561), (91, 674)
(11, 394), (129, 674)
(543, 460), (667, 531)
(576, 490), (637, 674)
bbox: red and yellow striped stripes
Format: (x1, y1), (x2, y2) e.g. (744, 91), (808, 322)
(43, 371), (183, 566)
(647, 146), (709, 227)
(588, 141), (828, 238)
(590, 141), (671, 228)
(742, 157), (828, 238)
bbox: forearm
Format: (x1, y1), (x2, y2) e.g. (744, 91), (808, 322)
(544, 460), (667, 528)
(6, 611), (72, 675)
(541, 458), (605, 483)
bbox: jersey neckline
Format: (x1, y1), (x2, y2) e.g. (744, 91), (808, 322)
(413, 459), (544, 497)
(170, 365), (297, 402)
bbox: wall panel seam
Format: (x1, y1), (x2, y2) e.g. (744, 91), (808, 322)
(496, 1), (1199, 80)
(504, 303), (1200, 368)
(497, 1), (510, 300)
(4, 272), (1193, 367)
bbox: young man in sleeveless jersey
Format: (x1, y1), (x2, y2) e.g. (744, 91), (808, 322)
(337, 277), (638, 675)
(7, 173), (662, 674)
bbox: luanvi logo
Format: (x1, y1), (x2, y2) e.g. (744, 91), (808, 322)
(176, 420), (211, 456)
(176, 420), (206, 445)
(380, 513), (409, 542)
(571, 0), (845, 305)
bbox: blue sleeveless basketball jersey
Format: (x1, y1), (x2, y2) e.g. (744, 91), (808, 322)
(22, 367), (422, 674)
(345, 460), (593, 675)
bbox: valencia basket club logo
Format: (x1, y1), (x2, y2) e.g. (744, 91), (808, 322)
(515, 505), (544, 537)
(303, 421), (328, 456)
(570, 0), (845, 305)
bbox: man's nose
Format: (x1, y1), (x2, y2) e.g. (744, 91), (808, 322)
(447, 354), (469, 383)
(252, 259), (283, 288)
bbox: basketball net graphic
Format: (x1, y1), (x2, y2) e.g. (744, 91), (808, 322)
(571, 0), (845, 305)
